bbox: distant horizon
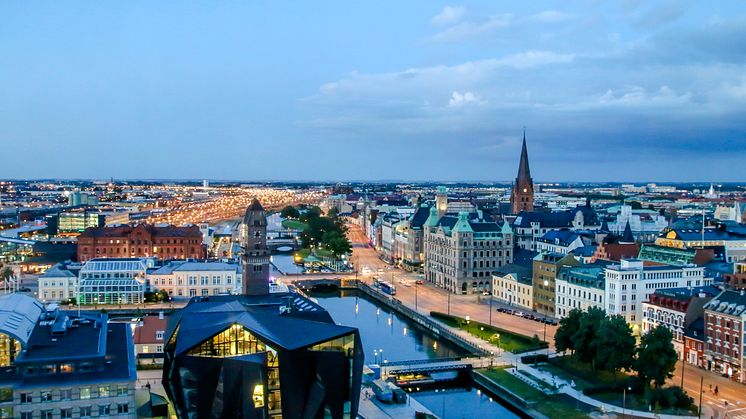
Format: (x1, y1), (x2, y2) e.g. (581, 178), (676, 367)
(2, 177), (744, 187)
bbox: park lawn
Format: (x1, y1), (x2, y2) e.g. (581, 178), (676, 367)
(478, 368), (591, 419)
(315, 248), (334, 258)
(548, 356), (630, 388)
(281, 219), (309, 231)
(430, 311), (547, 353)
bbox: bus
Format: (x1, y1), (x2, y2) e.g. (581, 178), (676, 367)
(375, 279), (397, 296)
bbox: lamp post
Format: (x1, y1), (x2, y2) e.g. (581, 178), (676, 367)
(466, 316), (471, 335)
(488, 294), (493, 326)
(497, 333), (501, 355)
(415, 281), (418, 313)
(622, 386), (631, 418)
(447, 289), (451, 316)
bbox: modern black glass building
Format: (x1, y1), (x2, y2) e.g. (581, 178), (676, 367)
(162, 200), (363, 418)
(161, 293), (364, 418)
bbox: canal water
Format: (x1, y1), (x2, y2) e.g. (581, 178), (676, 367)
(312, 290), (520, 419)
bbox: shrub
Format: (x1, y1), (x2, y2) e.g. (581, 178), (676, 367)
(648, 387), (694, 410)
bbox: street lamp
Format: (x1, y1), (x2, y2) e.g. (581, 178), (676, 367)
(465, 316), (471, 335)
(622, 386), (631, 418)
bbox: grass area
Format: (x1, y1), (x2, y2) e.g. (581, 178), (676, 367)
(294, 247), (335, 261)
(547, 356), (629, 388)
(430, 311), (547, 353)
(281, 219), (309, 231)
(478, 368), (592, 419)
(545, 356), (696, 416)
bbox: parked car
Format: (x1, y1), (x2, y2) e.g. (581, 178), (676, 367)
(415, 280), (424, 285)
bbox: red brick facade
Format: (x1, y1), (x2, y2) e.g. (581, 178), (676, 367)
(77, 224), (204, 262)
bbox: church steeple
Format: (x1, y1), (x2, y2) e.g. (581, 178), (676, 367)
(517, 130), (531, 181)
(510, 130), (535, 214)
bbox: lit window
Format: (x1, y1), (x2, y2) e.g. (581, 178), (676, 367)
(252, 385), (265, 408)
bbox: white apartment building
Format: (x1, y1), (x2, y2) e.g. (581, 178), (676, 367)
(38, 261), (82, 302)
(555, 265), (605, 319)
(148, 260), (240, 298)
(492, 264), (533, 311)
(605, 259), (710, 332)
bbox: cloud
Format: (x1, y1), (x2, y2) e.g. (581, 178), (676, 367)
(634, 0), (687, 29)
(527, 10), (574, 23)
(432, 14), (513, 42)
(448, 91), (486, 107)
(432, 6), (466, 26)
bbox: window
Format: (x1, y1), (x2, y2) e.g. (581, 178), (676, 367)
(41, 390), (52, 401)
(20, 392), (32, 403)
(20, 413), (33, 419)
(117, 403), (129, 414)
(41, 410), (53, 419)
(99, 405), (111, 415)
(80, 387), (91, 399)
(99, 386), (110, 397)
(156, 331), (164, 340)
(117, 386), (129, 396)
(61, 389), (72, 400)
(80, 406), (92, 418)
(61, 408), (73, 419)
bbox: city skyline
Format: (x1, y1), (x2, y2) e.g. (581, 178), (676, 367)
(1, 1), (745, 182)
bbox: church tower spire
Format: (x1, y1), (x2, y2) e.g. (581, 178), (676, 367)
(510, 130), (535, 214)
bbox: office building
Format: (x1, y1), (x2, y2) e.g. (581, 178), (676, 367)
(0, 293), (136, 419)
(703, 289), (746, 381)
(532, 252), (580, 317)
(604, 259), (711, 330)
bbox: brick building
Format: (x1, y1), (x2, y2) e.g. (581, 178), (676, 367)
(703, 289), (746, 381)
(77, 224), (204, 262)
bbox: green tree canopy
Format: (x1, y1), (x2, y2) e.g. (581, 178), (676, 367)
(555, 308), (583, 355)
(573, 306), (606, 366)
(593, 315), (636, 376)
(635, 325), (679, 388)
(280, 205), (300, 219)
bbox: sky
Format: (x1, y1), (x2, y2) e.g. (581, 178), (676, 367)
(1, 1), (745, 182)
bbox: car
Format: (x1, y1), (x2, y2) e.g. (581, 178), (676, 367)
(18, 287), (32, 292)
(415, 280), (424, 285)
(482, 291), (490, 296)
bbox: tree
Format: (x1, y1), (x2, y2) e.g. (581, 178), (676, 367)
(0, 267), (13, 282)
(593, 315), (635, 378)
(635, 325), (679, 388)
(555, 308), (583, 355)
(321, 230), (352, 257)
(157, 289), (170, 302)
(572, 306), (606, 367)
(280, 205), (300, 219)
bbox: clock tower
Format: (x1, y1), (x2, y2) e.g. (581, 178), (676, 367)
(241, 198), (270, 295)
(510, 132), (535, 214)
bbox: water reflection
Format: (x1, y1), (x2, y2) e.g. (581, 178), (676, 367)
(415, 387), (519, 419)
(312, 290), (465, 363)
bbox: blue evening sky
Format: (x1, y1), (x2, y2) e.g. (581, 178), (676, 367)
(1, 1), (744, 182)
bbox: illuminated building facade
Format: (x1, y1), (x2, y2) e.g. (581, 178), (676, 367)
(162, 294), (363, 418)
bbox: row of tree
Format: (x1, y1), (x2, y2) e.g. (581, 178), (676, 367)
(555, 307), (679, 389)
(280, 205), (352, 257)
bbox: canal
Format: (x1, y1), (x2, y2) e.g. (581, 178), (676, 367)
(312, 290), (520, 419)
